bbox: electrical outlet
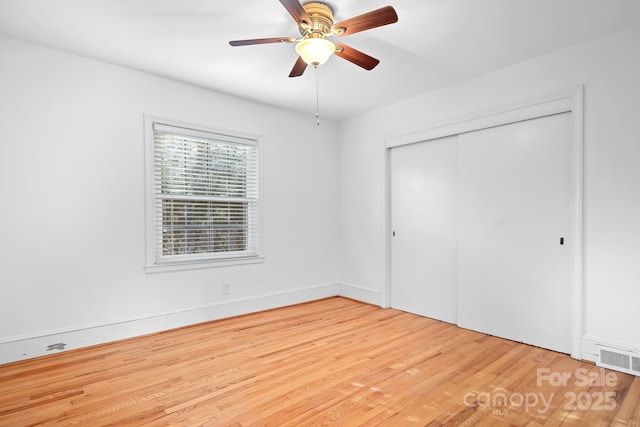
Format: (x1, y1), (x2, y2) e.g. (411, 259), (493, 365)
(223, 281), (231, 295)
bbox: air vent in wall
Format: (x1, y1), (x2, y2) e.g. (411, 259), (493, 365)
(596, 345), (640, 376)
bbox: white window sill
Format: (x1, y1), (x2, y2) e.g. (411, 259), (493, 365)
(145, 255), (265, 274)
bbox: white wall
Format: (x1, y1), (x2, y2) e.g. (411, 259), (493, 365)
(0, 36), (341, 362)
(338, 26), (640, 359)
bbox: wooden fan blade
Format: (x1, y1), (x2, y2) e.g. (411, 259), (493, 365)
(229, 37), (296, 46)
(279, 0), (311, 28)
(289, 56), (307, 77)
(334, 42), (380, 70)
(331, 6), (398, 37)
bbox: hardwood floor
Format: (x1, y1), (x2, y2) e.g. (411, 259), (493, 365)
(0, 297), (638, 426)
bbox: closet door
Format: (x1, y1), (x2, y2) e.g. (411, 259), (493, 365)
(390, 135), (458, 324)
(456, 113), (572, 353)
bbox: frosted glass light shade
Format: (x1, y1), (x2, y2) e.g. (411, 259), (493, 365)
(295, 38), (336, 66)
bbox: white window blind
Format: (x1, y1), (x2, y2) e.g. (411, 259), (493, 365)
(148, 120), (259, 268)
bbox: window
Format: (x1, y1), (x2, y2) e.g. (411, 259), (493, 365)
(144, 116), (261, 272)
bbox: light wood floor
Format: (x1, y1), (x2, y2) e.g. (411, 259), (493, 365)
(1, 297), (638, 426)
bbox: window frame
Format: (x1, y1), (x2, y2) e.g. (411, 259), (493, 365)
(144, 115), (264, 273)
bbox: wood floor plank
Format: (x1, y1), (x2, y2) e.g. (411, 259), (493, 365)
(0, 297), (638, 426)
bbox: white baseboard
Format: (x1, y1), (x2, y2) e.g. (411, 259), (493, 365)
(0, 282), (345, 365)
(337, 282), (383, 306)
(581, 334), (640, 363)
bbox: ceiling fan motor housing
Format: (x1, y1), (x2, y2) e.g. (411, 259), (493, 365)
(300, 2), (337, 37)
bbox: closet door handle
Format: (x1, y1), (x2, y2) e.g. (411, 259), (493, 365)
(560, 237), (564, 245)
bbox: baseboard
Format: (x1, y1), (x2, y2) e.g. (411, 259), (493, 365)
(581, 334), (640, 363)
(0, 282), (343, 365)
(337, 282), (383, 306)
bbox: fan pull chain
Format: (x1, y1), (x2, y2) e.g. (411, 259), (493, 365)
(314, 65), (320, 126)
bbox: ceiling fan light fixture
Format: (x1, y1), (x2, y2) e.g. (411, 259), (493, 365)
(295, 38), (335, 66)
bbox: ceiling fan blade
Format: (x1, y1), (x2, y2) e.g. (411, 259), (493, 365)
(289, 56), (307, 77)
(331, 6), (398, 37)
(279, 0), (312, 28)
(334, 42), (380, 70)
(229, 37), (296, 46)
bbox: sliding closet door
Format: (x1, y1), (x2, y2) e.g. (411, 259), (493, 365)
(456, 113), (572, 353)
(390, 135), (458, 324)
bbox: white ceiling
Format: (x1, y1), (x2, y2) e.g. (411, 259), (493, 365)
(0, 0), (639, 120)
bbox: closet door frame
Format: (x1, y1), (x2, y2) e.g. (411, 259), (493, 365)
(384, 86), (584, 360)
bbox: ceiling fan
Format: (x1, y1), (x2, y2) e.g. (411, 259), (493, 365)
(229, 1), (398, 77)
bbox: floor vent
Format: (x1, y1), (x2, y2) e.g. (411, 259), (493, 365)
(596, 345), (640, 376)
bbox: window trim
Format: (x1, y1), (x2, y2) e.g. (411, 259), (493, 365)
(144, 115), (264, 273)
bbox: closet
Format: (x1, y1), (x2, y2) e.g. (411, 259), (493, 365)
(390, 112), (572, 354)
